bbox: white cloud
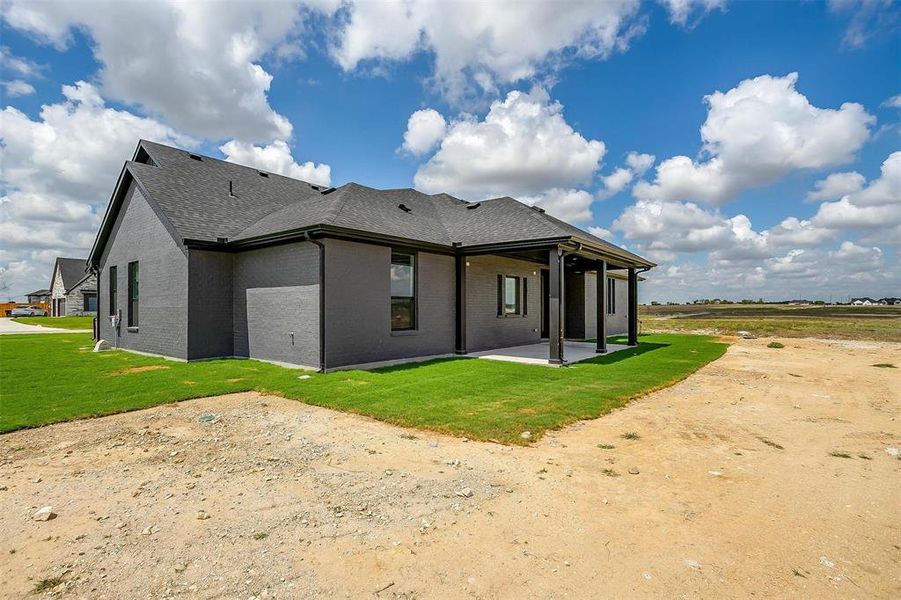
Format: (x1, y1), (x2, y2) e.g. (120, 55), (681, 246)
(2, 0), (309, 142)
(635, 73), (875, 205)
(812, 152), (901, 234)
(330, 0), (644, 102)
(625, 151), (655, 176)
(806, 171), (866, 202)
(0, 45), (43, 78)
(518, 188), (595, 224)
(599, 169), (634, 199)
(401, 109), (447, 155)
(598, 151), (655, 198)
(413, 88), (606, 199)
(219, 140), (331, 186)
(766, 217), (837, 247)
(659, 0), (725, 27)
(0, 81), (193, 296)
(883, 93), (901, 109)
(828, 0), (900, 49)
(2, 79), (35, 97)
(588, 226), (614, 240)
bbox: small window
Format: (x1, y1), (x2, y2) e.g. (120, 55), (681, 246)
(127, 261), (139, 327)
(504, 276), (521, 315)
(390, 251), (416, 331)
(109, 266), (117, 315)
(83, 292), (97, 312)
(607, 277), (616, 315)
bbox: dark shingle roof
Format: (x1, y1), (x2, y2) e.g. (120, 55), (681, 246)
(53, 258), (89, 291)
(127, 141), (652, 267)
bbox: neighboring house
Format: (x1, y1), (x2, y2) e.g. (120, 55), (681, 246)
(50, 257), (98, 316)
(880, 297), (901, 305)
(88, 141), (654, 370)
(26, 289), (51, 304)
(850, 297), (876, 306)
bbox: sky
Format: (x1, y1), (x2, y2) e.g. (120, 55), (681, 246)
(0, 0), (898, 303)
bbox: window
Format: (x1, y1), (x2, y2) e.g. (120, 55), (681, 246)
(607, 277), (616, 315)
(109, 266), (117, 315)
(390, 251), (415, 330)
(83, 292), (97, 312)
(127, 261), (139, 328)
(504, 276), (521, 315)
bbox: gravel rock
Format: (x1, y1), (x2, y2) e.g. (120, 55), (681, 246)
(33, 506), (56, 521)
(628, 467), (640, 475)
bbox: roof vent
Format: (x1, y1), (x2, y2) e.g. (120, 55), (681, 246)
(188, 153), (203, 161)
(310, 184), (322, 191)
(398, 203), (412, 213)
(321, 187), (336, 194)
(466, 202), (481, 210)
(530, 205), (546, 214)
(229, 180), (236, 197)
(258, 171), (269, 178)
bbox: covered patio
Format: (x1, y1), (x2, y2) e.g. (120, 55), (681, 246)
(468, 340), (632, 367)
(455, 236), (653, 365)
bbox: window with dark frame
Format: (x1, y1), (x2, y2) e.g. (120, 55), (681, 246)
(127, 261), (139, 328)
(109, 266), (117, 316)
(390, 251), (416, 331)
(607, 277), (616, 315)
(504, 275), (521, 315)
(83, 292), (97, 312)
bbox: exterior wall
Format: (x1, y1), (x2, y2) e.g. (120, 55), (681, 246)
(582, 272), (629, 338)
(188, 250), (234, 359)
(565, 271), (587, 339)
(50, 269), (65, 316)
(465, 255), (541, 352)
(63, 275), (97, 316)
(97, 182), (189, 359)
(324, 238), (455, 368)
(233, 242), (320, 368)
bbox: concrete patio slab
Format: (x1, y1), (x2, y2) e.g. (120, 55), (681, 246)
(467, 340), (632, 367)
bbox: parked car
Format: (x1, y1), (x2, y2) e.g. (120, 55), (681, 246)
(10, 306), (47, 317)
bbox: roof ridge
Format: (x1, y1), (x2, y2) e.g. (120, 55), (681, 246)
(323, 183), (359, 225)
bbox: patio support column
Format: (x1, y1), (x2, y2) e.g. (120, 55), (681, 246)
(628, 267), (638, 346)
(455, 254), (466, 354)
(548, 247), (565, 364)
(596, 260), (607, 353)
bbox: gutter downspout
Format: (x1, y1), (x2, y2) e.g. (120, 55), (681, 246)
(304, 233), (327, 373)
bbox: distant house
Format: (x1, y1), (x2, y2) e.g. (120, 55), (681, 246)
(50, 258), (98, 317)
(850, 297), (875, 306)
(26, 289), (51, 304)
(87, 140), (655, 370)
(878, 297), (901, 305)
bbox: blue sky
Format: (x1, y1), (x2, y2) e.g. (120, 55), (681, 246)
(1, 0), (898, 302)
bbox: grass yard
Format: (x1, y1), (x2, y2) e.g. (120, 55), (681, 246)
(0, 332), (726, 443)
(11, 316), (94, 330)
(641, 304), (901, 342)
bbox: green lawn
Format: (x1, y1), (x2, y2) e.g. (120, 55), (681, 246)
(0, 332), (727, 443)
(11, 316), (94, 330)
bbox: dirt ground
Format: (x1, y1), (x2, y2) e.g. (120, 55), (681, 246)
(1, 337), (899, 599)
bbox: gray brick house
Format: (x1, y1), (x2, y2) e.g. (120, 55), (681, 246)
(88, 141), (654, 370)
(49, 257), (97, 317)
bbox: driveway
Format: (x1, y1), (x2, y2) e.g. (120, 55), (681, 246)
(0, 317), (90, 335)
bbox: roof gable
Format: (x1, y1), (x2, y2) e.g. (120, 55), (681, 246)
(52, 257), (89, 291)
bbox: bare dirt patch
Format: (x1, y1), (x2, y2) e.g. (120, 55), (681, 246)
(113, 365), (170, 375)
(1, 338), (899, 598)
